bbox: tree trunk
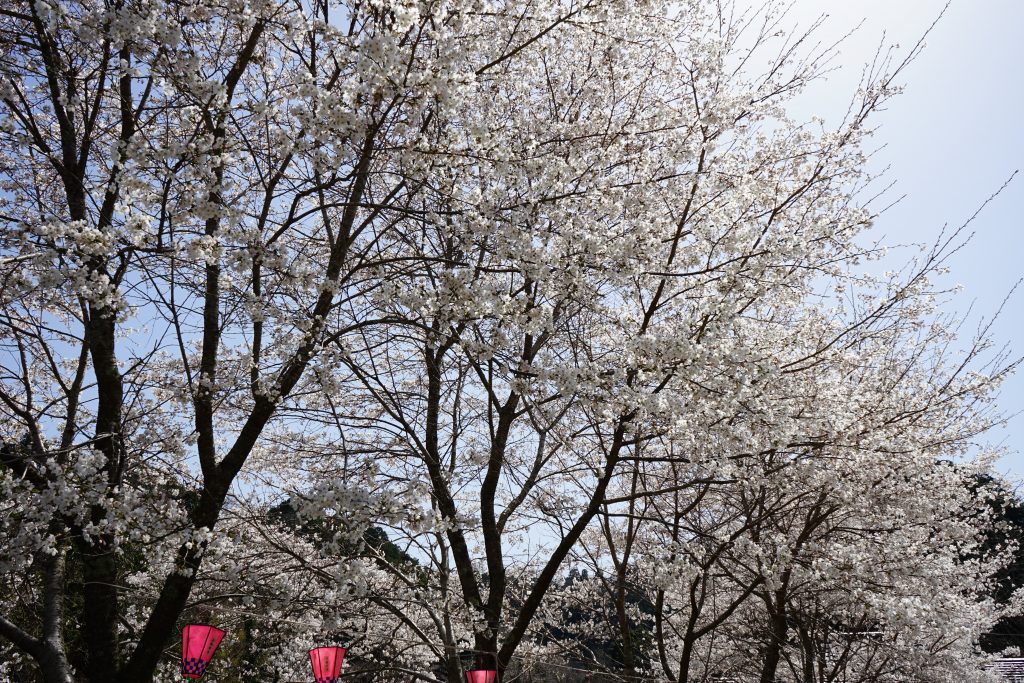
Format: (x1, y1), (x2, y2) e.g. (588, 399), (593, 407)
(759, 591), (788, 683)
(676, 633), (696, 683)
(614, 581), (637, 678)
(797, 622), (815, 683)
(41, 551), (75, 683)
(80, 304), (124, 682)
(676, 575), (703, 683)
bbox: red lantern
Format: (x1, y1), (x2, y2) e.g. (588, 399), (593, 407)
(310, 646), (347, 683)
(181, 624), (225, 679)
(466, 670), (497, 683)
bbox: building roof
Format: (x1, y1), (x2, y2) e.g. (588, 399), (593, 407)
(988, 658), (1024, 682)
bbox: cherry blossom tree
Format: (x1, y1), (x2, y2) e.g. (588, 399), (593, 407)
(0, 0), (480, 677)
(0, 0), (1017, 682)
(549, 283), (1017, 681)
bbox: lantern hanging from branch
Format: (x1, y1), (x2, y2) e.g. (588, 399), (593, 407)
(466, 670), (497, 683)
(310, 646), (347, 683)
(181, 624), (225, 679)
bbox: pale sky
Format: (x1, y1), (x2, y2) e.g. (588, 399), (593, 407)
(755, 0), (1024, 478)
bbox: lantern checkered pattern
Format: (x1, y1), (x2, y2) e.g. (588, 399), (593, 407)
(309, 646), (347, 683)
(181, 624), (225, 679)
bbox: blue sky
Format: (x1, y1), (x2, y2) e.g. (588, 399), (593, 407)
(767, 0), (1024, 478)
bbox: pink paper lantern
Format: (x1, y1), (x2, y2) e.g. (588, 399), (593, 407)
(310, 646), (347, 683)
(181, 624), (225, 679)
(466, 670), (497, 683)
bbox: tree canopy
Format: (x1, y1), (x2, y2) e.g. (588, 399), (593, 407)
(0, 1), (1018, 682)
